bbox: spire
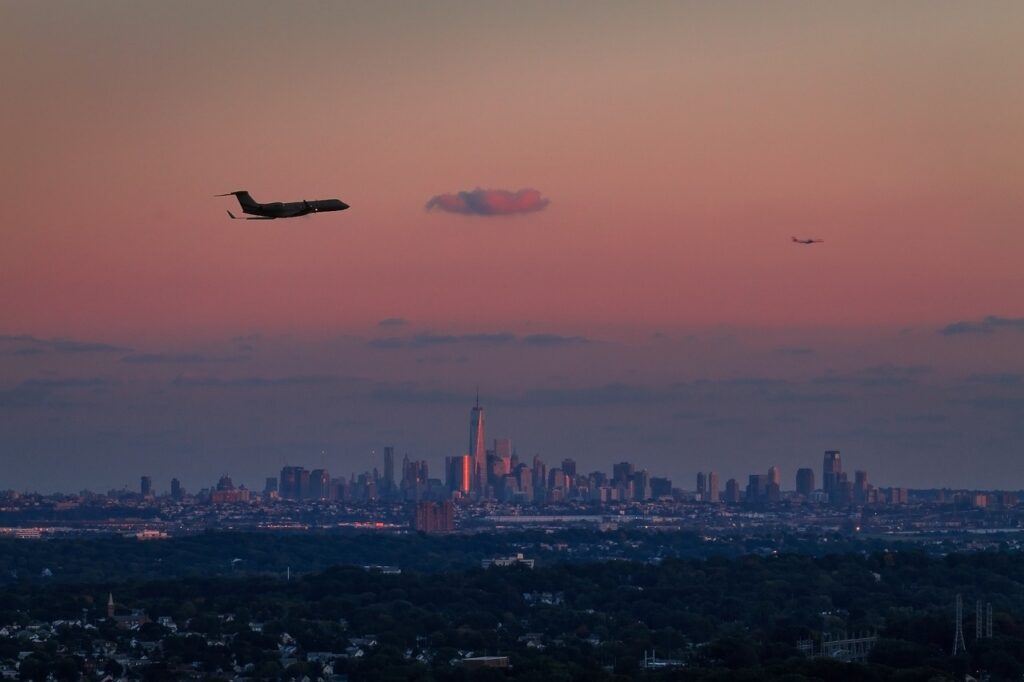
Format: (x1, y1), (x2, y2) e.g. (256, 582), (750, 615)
(475, 386), (480, 408)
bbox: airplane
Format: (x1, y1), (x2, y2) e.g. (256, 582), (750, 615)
(791, 236), (824, 244)
(216, 191), (349, 220)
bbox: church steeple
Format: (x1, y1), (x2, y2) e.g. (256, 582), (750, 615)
(107, 593), (115, 619)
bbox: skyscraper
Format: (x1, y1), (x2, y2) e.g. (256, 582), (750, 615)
(796, 468), (815, 496)
(447, 454), (472, 495)
(140, 476), (152, 497)
(469, 394), (486, 494)
(696, 472), (707, 497)
(768, 465), (781, 488)
(823, 450), (842, 498)
(170, 478), (182, 500)
(707, 471), (720, 503)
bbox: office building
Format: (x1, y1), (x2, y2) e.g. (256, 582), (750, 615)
(796, 468), (815, 496)
(823, 450), (842, 499)
(309, 469), (331, 500)
(707, 471), (720, 503)
(768, 465), (781, 488)
(140, 476), (152, 498)
(170, 478), (182, 500)
(447, 454), (472, 495)
(414, 500), (455, 533)
(696, 472), (707, 497)
(724, 478), (741, 504)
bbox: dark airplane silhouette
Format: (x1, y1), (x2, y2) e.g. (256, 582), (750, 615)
(791, 236), (824, 244)
(217, 191), (349, 219)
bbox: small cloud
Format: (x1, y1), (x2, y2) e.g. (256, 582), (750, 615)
(377, 317), (407, 328)
(425, 188), (550, 216)
(939, 315), (1024, 336)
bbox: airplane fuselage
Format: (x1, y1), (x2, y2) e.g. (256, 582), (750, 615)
(219, 191), (349, 219)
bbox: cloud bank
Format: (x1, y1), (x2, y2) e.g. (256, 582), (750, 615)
(425, 188), (550, 216)
(939, 315), (1024, 336)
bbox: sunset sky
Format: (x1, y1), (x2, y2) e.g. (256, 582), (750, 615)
(2, 1), (1022, 492)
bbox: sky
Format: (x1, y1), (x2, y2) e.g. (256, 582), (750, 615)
(1, 1), (1023, 493)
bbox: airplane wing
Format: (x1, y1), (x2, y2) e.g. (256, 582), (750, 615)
(227, 210), (274, 220)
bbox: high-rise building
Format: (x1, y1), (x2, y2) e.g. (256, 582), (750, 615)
(823, 450), (842, 499)
(469, 395), (486, 494)
(140, 476), (152, 498)
(495, 437), (513, 470)
(170, 478), (182, 500)
(279, 466), (307, 500)
(613, 461), (634, 484)
(561, 458), (577, 479)
(707, 471), (720, 503)
(383, 446), (396, 500)
(724, 478), (741, 504)
(309, 469), (331, 500)
(796, 468), (815, 496)
(768, 465), (781, 488)
(264, 477), (278, 495)
(447, 454), (472, 495)
(414, 500), (455, 533)
(696, 472), (707, 496)
(854, 470), (869, 504)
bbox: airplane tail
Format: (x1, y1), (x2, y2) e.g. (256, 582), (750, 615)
(216, 191), (259, 210)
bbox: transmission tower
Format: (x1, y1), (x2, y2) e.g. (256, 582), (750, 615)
(952, 594), (967, 656)
(986, 602), (993, 638)
(976, 599), (983, 640)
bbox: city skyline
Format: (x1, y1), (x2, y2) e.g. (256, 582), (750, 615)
(2, 2), (1023, 493)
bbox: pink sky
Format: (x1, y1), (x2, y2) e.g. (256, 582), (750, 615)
(2, 2), (1023, 491)
(2, 2), (1021, 341)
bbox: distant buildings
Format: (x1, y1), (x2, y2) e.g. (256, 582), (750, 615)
(414, 500), (454, 533)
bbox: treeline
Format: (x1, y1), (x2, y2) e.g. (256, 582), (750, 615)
(3, 550), (1024, 680)
(0, 529), (923, 584)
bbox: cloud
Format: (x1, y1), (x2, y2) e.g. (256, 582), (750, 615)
(0, 334), (130, 355)
(814, 364), (930, 388)
(368, 331), (591, 350)
(521, 334), (590, 347)
(939, 316), (1024, 336)
(425, 188), (550, 216)
(171, 374), (362, 388)
(122, 353), (245, 365)
(964, 372), (1023, 386)
(369, 332), (516, 349)
(0, 378), (109, 409)
(377, 317), (408, 328)
(964, 397), (1024, 411)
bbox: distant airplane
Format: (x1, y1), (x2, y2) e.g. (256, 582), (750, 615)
(791, 236), (824, 244)
(217, 191), (349, 220)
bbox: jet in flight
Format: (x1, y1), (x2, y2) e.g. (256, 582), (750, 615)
(217, 191), (349, 219)
(791, 236), (824, 244)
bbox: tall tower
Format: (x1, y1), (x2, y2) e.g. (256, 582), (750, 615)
(469, 392), (486, 494)
(952, 594), (967, 656)
(823, 450), (842, 499)
(707, 471), (720, 503)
